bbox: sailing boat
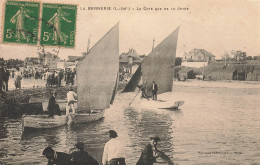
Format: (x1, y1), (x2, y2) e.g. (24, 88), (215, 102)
(123, 27), (184, 110)
(69, 23), (119, 124)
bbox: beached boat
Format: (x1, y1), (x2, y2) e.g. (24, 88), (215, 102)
(123, 27), (184, 110)
(22, 115), (67, 129)
(69, 23), (119, 124)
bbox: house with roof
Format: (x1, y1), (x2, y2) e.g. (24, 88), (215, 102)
(183, 49), (216, 62)
(182, 49), (216, 68)
(56, 55), (82, 70)
(24, 57), (39, 67)
(42, 52), (60, 69)
(119, 49), (143, 74)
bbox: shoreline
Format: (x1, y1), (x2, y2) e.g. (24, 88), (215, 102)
(173, 79), (260, 89)
(2, 79), (260, 102)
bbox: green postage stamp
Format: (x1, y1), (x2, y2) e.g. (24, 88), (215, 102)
(40, 3), (77, 48)
(3, 1), (40, 45)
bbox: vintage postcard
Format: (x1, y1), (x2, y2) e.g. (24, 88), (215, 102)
(0, 0), (259, 165)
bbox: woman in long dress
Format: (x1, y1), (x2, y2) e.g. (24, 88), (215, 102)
(14, 67), (22, 89)
(10, 5), (33, 41)
(47, 7), (71, 44)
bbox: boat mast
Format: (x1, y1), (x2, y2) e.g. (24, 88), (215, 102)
(87, 35), (91, 53)
(152, 37), (155, 51)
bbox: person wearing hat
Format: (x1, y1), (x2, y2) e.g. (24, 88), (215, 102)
(42, 146), (71, 165)
(47, 91), (61, 118)
(136, 135), (162, 165)
(70, 142), (99, 165)
(102, 130), (126, 165)
(66, 87), (77, 115)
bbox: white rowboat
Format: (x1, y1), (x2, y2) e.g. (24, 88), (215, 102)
(22, 115), (67, 129)
(70, 110), (105, 124)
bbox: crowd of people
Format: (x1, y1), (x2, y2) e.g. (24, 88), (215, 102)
(44, 69), (76, 87)
(0, 65), (77, 91)
(42, 130), (163, 165)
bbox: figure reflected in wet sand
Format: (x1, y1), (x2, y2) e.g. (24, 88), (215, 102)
(10, 4), (34, 41)
(47, 7), (71, 44)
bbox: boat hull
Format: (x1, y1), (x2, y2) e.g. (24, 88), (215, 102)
(22, 115), (67, 129)
(139, 100), (179, 110)
(70, 110), (105, 124)
(129, 92), (184, 110)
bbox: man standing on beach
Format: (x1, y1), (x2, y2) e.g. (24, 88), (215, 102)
(57, 69), (64, 87)
(152, 81), (158, 101)
(2, 66), (10, 91)
(0, 66), (3, 92)
(102, 130), (126, 165)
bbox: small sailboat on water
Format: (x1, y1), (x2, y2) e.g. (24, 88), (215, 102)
(22, 23), (119, 128)
(123, 27), (184, 110)
(70, 23), (119, 124)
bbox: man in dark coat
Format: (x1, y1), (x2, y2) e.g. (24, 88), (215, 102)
(152, 81), (158, 101)
(0, 66), (3, 93)
(137, 84), (149, 100)
(2, 66), (10, 91)
(47, 91), (61, 118)
(57, 70), (64, 87)
(42, 146), (71, 165)
(71, 142), (99, 165)
(136, 135), (161, 165)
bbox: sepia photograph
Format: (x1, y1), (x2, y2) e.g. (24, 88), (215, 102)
(0, 0), (259, 164)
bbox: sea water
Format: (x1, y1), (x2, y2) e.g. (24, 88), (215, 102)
(0, 82), (260, 165)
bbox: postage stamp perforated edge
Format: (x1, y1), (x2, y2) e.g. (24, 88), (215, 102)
(1, 0), (40, 45)
(0, 0), (78, 50)
(40, 2), (78, 48)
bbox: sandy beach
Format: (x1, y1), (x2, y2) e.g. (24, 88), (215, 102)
(4, 78), (260, 95)
(173, 79), (260, 89)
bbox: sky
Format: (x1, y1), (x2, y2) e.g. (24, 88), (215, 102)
(0, 0), (259, 60)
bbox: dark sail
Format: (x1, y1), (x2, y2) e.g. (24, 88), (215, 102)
(122, 65), (142, 92)
(122, 27), (179, 96)
(142, 27), (179, 96)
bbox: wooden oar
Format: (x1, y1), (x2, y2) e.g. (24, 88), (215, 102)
(156, 150), (174, 165)
(129, 90), (141, 105)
